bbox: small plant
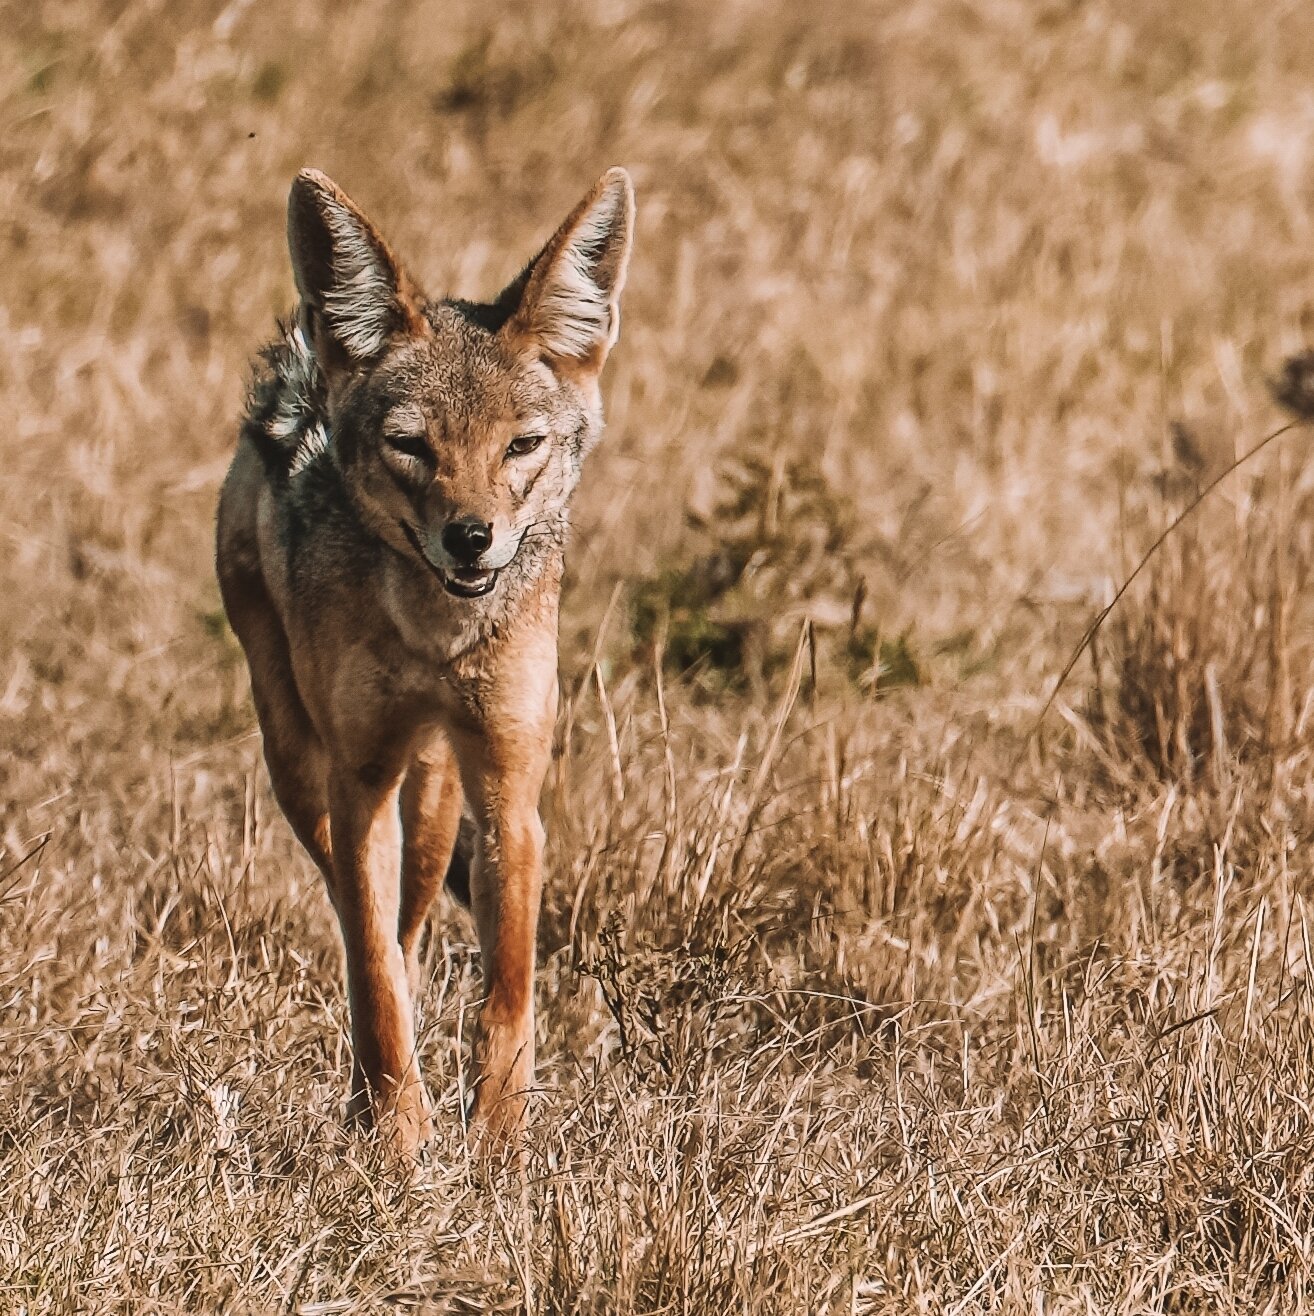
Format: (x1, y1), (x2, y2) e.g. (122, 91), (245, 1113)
(846, 625), (922, 694)
(577, 911), (754, 1092)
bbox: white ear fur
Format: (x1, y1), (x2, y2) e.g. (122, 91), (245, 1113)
(514, 168), (634, 367)
(316, 195), (396, 360)
(287, 170), (406, 364)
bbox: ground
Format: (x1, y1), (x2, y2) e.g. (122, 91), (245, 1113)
(3, 1), (1314, 1312)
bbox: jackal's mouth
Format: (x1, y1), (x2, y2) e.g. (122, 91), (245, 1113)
(442, 566), (499, 598)
(401, 522), (499, 600)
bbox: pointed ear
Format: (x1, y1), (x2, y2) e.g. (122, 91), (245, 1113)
(499, 168), (635, 374)
(286, 169), (423, 368)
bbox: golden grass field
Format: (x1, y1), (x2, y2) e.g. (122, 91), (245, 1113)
(4, 0), (1314, 1310)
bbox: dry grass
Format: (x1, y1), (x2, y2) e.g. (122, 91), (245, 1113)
(4, 1), (1314, 1310)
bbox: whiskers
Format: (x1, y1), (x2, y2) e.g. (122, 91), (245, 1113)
(509, 514), (567, 554)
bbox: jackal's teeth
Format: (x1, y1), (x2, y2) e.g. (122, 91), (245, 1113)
(442, 567), (498, 599)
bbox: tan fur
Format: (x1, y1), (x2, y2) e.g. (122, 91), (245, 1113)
(216, 168), (633, 1156)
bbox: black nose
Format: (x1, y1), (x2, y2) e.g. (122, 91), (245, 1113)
(442, 517), (492, 564)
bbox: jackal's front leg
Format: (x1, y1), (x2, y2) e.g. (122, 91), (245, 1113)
(328, 768), (434, 1155)
(470, 804), (544, 1146)
(452, 706), (554, 1151)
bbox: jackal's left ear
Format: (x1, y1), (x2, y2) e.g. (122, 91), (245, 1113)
(287, 169), (423, 368)
(499, 168), (635, 374)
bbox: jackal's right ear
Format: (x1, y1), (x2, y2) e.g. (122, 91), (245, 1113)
(286, 170), (423, 368)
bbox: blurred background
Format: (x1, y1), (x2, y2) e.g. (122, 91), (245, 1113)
(3, 2), (1314, 1310)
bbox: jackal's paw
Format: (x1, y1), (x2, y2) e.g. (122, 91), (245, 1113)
(347, 1073), (435, 1158)
(383, 1088), (436, 1158)
(469, 1016), (534, 1153)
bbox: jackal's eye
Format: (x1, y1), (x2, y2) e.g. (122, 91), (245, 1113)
(505, 433), (546, 460)
(384, 432), (432, 462)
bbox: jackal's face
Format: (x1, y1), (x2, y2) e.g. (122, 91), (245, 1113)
(286, 168), (634, 599)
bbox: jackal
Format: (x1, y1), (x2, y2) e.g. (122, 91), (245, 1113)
(216, 167), (634, 1154)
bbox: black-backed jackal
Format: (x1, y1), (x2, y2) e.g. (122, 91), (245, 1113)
(216, 167), (634, 1154)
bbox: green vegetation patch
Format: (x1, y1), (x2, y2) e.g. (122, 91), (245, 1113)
(630, 453), (931, 697)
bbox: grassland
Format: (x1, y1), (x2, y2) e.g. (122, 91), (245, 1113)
(3, 1), (1314, 1311)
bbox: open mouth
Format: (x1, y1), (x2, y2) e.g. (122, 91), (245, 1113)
(442, 566), (498, 598)
(402, 523), (499, 600)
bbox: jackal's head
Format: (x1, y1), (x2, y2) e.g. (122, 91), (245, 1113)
(285, 167), (634, 599)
